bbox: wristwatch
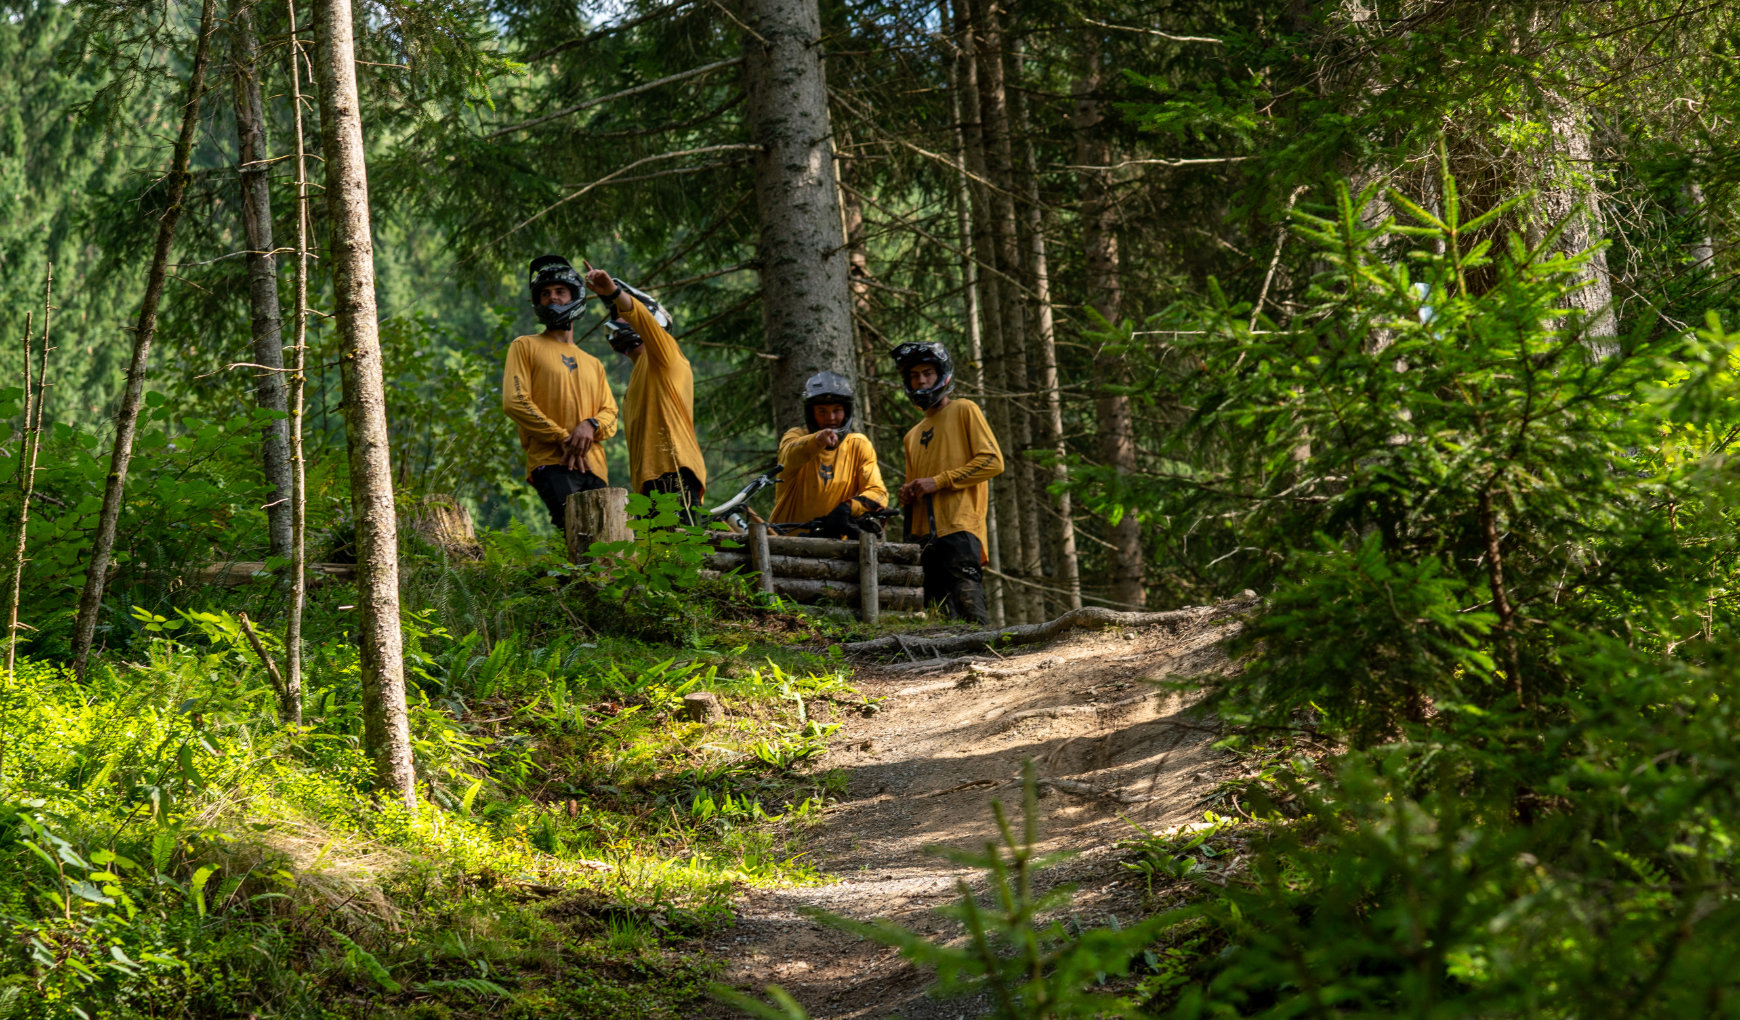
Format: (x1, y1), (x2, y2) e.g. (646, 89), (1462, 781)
(584, 417), (600, 431)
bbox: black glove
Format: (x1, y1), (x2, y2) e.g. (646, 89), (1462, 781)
(815, 501), (861, 540)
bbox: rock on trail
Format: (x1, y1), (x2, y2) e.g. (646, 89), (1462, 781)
(707, 614), (1241, 1019)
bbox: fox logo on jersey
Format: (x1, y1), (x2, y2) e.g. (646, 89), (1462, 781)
(561, 354), (578, 372)
(819, 463), (835, 482)
(919, 427), (935, 448)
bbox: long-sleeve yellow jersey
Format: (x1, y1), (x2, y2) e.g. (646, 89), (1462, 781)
(770, 428), (888, 525)
(621, 295), (707, 497)
(901, 398), (1004, 557)
(501, 332), (619, 480)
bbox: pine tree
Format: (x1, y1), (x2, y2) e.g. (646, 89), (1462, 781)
(314, 0), (416, 807)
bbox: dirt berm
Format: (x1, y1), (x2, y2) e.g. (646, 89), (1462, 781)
(708, 604), (1248, 1019)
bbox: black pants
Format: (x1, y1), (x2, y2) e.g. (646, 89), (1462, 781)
(921, 531), (989, 624)
(644, 468), (704, 525)
(530, 465), (607, 529)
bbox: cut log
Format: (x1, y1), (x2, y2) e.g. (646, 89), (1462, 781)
(770, 577), (923, 611)
(196, 562), (354, 587)
(860, 531), (879, 625)
(408, 494), (481, 559)
(838, 593), (1261, 658)
(705, 551), (923, 587)
(749, 520), (776, 595)
(566, 486), (631, 562)
(711, 532), (922, 564)
(699, 570), (924, 610)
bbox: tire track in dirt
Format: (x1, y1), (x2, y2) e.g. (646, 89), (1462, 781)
(707, 615), (1242, 1019)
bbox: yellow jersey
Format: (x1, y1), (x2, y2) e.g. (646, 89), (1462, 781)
(621, 295), (707, 497)
(770, 428), (888, 524)
(901, 398), (1003, 556)
(501, 332), (619, 480)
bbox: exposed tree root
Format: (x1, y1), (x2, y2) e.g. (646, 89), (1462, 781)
(841, 593), (1259, 659)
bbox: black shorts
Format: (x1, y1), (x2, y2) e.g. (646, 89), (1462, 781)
(530, 465), (607, 529)
(643, 468), (704, 524)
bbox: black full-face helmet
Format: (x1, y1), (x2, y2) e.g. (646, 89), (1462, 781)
(802, 370), (855, 433)
(528, 255), (586, 329)
(890, 341), (954, 409)
(598, 281), (674, 354)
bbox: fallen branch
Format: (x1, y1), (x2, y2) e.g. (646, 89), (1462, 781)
(838, 593), (1259, 659)
(890, 655), (1064, 697)
(1036, 777), (1155, 805)
(237, 612), (291, 721)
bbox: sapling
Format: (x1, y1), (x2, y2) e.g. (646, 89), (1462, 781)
(71, 0), (222, 678)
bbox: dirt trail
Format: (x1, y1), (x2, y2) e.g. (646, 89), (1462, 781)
(707, 613), (1242, 1019)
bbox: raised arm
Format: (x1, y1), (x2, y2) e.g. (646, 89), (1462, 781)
(778, 426), (824, 469)
(620, 294), (682, 369)
(584, 262), (683, 369)
(501, 340), (568, 443)
(850, 436), (889, 512)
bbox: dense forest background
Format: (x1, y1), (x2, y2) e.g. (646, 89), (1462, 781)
(15, 0), (1734, 628)
(8, 0), (1740, 1015)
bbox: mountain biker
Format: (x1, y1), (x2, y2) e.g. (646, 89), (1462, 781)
(893, 341), (1003, 624)
(581, 261), (707, 515)
(770, 371), (888, 539)
(502, 254), (620, 530)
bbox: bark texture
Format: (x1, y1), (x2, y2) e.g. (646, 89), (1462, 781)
(283, 0), (312, 725)
(6, 303), (44, 675)
(1073, 41), (1146, 609)
(315, 0), (415, 808)
(1532, 94), (1618, 360)
(972, 0), (1041, 621)
(1016, 47), (1080, 613)
(953, 0), (1029, 623)
(742, 0), (858, 431)
(70, 0), (220, 676)
(231, 1), (293, 561)
(944, 13), (1004, 626)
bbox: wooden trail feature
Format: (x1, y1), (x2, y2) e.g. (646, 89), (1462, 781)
(565, 488), (924, 619)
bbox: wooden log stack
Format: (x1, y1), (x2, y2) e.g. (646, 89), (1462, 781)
(561, 489), (926, 620)
(704, 531), (924, 619)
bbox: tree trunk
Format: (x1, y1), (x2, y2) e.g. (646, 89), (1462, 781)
(974, 0), (1042, 620)
(70, 0), (220, 677)
(230, 0), (293, 562)
(315, 0), (415, 808)
(1073, 38), (1145, 609)
(944, 9), (1004, 626)
(1532, 93), (1618, 360)
(953, 0), (1029, 623)
(1686, 181), (1714, 271)
(283, 0), (312, 725)
(742, 0), (858, 431)
(836, 134), (879, 441)
(1016, 42), (1080, 613)
(6, 300), (44, 676)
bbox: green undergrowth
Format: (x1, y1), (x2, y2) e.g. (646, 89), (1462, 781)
(0, 544), (870, 1018)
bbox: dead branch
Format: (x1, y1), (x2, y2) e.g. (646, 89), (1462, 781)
(839, 594), (1259, 659)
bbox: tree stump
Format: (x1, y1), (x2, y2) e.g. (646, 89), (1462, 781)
(679, 691), (725, 723)
(566, 487), (631, 562)
(408, 494), (481, 559)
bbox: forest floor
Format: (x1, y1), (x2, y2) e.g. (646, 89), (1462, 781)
(706, 613), (1243, 1019)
